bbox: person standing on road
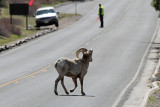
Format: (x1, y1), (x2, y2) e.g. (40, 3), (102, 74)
(98, 4), (104, 28)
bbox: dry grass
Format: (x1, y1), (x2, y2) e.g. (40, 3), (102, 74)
(146, 89), (160, 107)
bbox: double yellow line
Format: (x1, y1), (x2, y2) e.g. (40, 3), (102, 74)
(0, 65), (52, 88)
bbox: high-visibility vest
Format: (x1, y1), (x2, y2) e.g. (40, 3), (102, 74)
(99, 6), (104, 15)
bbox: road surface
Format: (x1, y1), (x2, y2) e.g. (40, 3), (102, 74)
(0, 0), (158, 107)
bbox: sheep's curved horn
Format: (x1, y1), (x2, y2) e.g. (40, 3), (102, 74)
(76, 48), (88, 58)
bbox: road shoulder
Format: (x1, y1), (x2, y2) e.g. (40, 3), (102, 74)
(122, 19), (160, 107)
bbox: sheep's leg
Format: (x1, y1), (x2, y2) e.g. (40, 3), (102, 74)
(54, 76), (62, 95)
(61, 77), (69, 95)
(79, 77), (85, 96)
(70, 78), (77, 93)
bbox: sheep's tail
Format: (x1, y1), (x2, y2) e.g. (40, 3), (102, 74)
(55, 59), (59, 69)
(55, 62), (57, 68)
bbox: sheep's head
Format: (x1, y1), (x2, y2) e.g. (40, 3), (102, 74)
(76, 48), (93, 62)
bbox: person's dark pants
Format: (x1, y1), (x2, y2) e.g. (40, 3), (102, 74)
(99, 15), (103, 27)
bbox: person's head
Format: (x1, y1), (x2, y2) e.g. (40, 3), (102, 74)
(99, 4), (101, 7)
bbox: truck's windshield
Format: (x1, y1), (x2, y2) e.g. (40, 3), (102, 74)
(36, 9), (55, 15)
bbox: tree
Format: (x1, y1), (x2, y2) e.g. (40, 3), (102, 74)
(0, 0), (7, 7)
(152, 0), (160, 17)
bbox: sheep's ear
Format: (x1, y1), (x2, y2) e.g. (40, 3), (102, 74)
(89, 49), (93, 53)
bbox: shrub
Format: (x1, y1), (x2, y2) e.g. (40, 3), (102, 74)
(39, 0), (53, 4)
(12, 18), (23, 25)
(0, 25), (10, 38)
(0, 18), (10, 37)
(0, 17), (22, 26)
(0, 0), (7, 7)
(10, 25), (21, 35)
(0, 18), (22, 37)
(8, 0), (26, 3)
(29, 2), (40, 16)
(151, 0), (160, 17)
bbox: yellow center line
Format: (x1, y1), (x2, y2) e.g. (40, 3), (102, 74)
(0, 65), (52, 88)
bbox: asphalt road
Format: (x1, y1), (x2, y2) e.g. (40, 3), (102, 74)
(0, 0), (158, 107)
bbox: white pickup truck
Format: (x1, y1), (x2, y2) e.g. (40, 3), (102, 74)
(35, 7), (59, 27)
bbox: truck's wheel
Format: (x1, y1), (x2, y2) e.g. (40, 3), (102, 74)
(55, 21), (59, 27)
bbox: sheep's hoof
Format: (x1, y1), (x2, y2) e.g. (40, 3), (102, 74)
(81, 92), (85, 96)
(54, 91), (58, 95)
(66, 91), (69, 95)
(70, 90), (74, 93)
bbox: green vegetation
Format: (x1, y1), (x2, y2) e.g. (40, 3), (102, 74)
(146, 86), (160, 107)
(151, 0), (160, 17)
(0, 0), (7, 7)
(147, 96), (155, 105)
(0, 34), (26, 46)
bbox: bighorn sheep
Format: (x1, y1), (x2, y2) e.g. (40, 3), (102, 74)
(54, 48), (93, 95)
